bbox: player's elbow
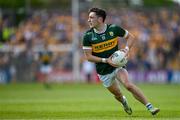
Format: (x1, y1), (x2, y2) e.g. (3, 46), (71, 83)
(85, 54), (92, 62)
(127, 32), (135, 40)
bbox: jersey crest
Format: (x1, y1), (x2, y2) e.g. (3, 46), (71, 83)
(109, 31), (114, 36)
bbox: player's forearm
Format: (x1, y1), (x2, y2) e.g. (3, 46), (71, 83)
(85, 54), (106, 63)
(125, 32), (135, 50)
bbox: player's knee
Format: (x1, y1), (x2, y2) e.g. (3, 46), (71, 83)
(125, 83), (134, 91)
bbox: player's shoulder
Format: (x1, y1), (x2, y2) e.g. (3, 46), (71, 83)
(108, 24), (120, 29)
(108, 24), (126, 33)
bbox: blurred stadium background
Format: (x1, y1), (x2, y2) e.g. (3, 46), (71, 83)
(0, 0), (179, 84)
(0, 0), (180, 119)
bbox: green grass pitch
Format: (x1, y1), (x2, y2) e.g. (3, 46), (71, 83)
(0, 83), (180, 120)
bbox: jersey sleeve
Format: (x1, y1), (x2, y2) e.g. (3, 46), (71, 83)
(82, 33), (92, 50)
(114, 25), (128, 38)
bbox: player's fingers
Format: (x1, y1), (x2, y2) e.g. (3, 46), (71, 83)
(110, 63), (119, 67)
(120, 49), (126, 53)
(107, 58), (119, 67)
(125, 53), (129, 58)
(120, 49), (129, 58)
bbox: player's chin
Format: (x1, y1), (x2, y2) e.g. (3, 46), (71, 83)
(89, 24), (94, 28)
(89, 25), (94, 28)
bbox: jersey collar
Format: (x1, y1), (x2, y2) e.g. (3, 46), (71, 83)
(93, 24), (107, 34)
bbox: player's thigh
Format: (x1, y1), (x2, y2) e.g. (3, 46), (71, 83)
(116, 68), (131, 85)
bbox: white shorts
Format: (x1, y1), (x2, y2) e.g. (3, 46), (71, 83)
(40, 65), (52, 74)
(98, 67), (123, 87)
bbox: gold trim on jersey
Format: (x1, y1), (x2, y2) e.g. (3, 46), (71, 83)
(92, 37), (118, 53)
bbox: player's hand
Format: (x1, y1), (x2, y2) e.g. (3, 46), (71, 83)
(120, 49), (129, 59)
(107, 55), (119, 67)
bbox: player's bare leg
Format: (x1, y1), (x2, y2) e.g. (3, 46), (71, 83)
(42, 73), (51, 89)
(116, 68), (160, 115)
(116, 68), (148, 105)
(107, 80), (132, 115)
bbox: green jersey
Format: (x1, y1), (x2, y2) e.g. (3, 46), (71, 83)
(82, 24), (128, 75)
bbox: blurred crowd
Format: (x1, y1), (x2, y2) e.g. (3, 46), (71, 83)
(106, 8), (180, 71)
(0, 8), (180, 82)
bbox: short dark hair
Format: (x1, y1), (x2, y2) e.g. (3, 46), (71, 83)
(89, 8), (106, 22)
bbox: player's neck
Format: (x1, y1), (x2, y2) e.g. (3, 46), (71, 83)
(94, 24), (107, 34)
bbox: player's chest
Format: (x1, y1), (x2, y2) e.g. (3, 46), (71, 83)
(90, 32), (116, 44)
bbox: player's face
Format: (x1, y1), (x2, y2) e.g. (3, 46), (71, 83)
(88, 12), (100, 28)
